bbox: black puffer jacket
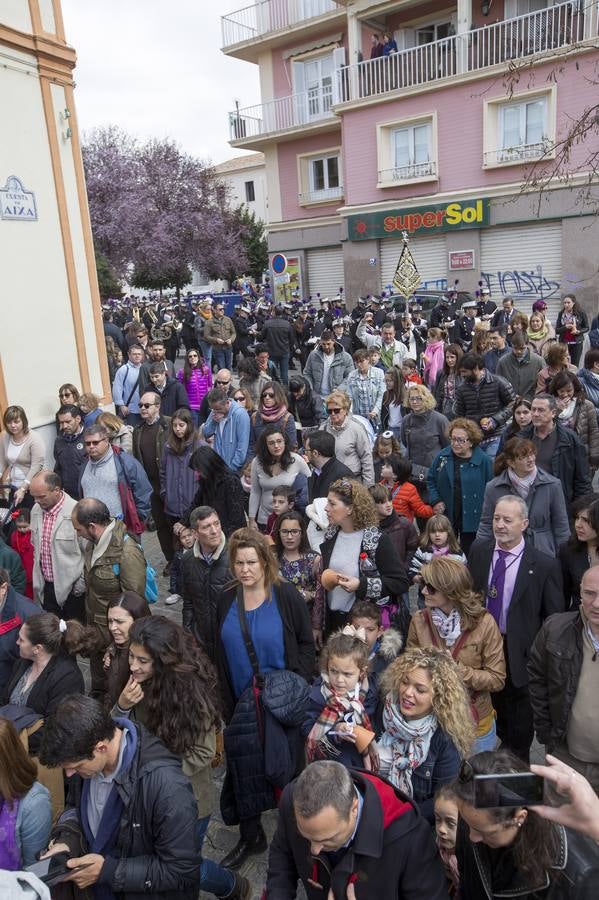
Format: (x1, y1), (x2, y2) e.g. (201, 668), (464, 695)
(181, 537), (231, 663)
(527, 611), (583, 750)
(48, 720), (200, 900)
(453, 370), (515, 435)
(287, 377), (324, 429)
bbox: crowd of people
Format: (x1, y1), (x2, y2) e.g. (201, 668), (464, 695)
(1, 284), (599, 899)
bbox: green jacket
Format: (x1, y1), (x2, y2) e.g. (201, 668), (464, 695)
(84, 519), (146, 629)
(0, 537), (26, 595)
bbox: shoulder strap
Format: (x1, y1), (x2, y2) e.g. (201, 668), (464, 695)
(423, 609), (442, 649)
(450, 629), (471, 659)
(124, 367), (140, 407)
(236, 592), (260, 676)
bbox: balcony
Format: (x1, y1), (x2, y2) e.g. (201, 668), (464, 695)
(484, 141), (552, 168)
(378, 161), (438, 186)
(228, 89), (340, 146)
(298, 185), (344, 204)
(335, 1), (586, 105)
(221, 0), (343, 60)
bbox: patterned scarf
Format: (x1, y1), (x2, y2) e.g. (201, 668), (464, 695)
(306, 672), (371, 762)
(379, 696), (437, 796)
(438, 842), (460, 893)
(430, 607), (462, 647)
(260, 402), (287, 422)
(507, 466), (537, 499)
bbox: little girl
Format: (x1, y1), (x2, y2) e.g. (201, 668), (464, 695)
(373, 430), (402, 481)
(274, 511), (324, 646)
(434, 785), (460, 897)
(10, 508), (34, 599)
(409, 514), (466, 609)
(380, 455), (433, 523)
(423, 327), (448, 389)
(302, 628), (377, 770)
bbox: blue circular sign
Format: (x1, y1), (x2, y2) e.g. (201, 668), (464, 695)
(271, 253), (287, 275)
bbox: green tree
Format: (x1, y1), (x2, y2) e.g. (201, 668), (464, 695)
(130, 262), (192, 298)
(95, 251), (123, 300)
(231, 205), (268, 282)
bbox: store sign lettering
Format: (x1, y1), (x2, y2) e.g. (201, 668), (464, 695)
(349, 198), (489, 241)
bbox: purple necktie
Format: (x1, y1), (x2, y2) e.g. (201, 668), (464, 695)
(487, 549), (509, 628)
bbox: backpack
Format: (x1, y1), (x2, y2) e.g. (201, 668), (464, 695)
(112, 534), (159, 604)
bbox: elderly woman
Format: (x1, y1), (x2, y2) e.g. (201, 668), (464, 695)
(375, 646), (475, 823)
(476, 437), (570, 556)
(248, 381), (297, 457)
(454, 749), (599, 899)
(548, 371), (599, 472)
(427, 418), (493, 555)
(555, 293), (589, 368)
(527, 310), (555, 358)
(319, 478), (408, 634)
(536, 342), (577, 394)
(401, 383), (449, 480)
(407, 557), (505, 753)
(558, 494), (599, 608)
(0, 406), (45, 508)
(320, 390), (375, 486)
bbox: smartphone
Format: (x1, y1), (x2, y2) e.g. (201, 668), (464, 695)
(473, 772), (545, 809)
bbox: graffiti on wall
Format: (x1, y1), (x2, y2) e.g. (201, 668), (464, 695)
(480, 268), (560, 301)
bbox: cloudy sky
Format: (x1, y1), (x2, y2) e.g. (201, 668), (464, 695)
(61, 0), (261, 165)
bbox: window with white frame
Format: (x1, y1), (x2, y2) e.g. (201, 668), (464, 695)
(298, 150), (343, 204)
(391, 122), (434, 179)
(498, 96), (547, 160)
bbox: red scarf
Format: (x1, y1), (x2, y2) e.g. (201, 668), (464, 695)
(260, 402), (287, 423)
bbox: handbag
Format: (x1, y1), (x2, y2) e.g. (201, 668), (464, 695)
(112, 447), (145, 535)
(423, 610), (479, 724)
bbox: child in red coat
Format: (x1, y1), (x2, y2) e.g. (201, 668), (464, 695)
(380, 455), (433, 523)
(10, 509), (34, 599)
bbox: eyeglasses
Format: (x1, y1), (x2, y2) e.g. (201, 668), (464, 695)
(422, 582), (437, 594)
(215, 380), (231, 386)
(84, 439), (107, 447)
(280, 529), (301, 536)
(59, 392), (73, 399)
(139, 403), (157, 409)
(450, 436), (469, 445)
(327, 407), (342, 414)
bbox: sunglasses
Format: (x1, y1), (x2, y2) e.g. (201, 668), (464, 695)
(215, 380), (231, 386)
(234, 395), (245, 402)
(422, 582), (437, 594)
(59, 392), (73, 398)
(139, 403), (157, 409)
(327, 407), (342, 414)
(262, 392), (275, 399)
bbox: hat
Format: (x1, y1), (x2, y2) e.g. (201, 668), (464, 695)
(332, 319), (344, 328)
(462, 299), (478, 310)
(481, 287), (491, 296)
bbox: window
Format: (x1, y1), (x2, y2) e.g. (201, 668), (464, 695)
(292, 48), (345, 124)
(297, 148), (343, 204)
(244, 180), (255, 202)
(484, 87), (555, 167)
(377, 114), (438, 186)
(416, 22), (453, 45)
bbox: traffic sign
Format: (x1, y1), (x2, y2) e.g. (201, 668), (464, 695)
(271, 253), (288, 275)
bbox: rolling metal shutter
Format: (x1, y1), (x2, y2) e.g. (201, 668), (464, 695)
(380, 234), (447, 292)
(480, 222), (562, 323)
(306, 246), (345, 299)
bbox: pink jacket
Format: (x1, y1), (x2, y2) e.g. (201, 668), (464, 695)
(177, 365), (212, 410)
(423, 340), (446, 388)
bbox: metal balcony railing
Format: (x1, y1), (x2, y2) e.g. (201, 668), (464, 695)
(298, 185), (344, 203)
(379, 161), (437, 183)
(228, 88), (337, 141)
(484, 142), (552, 166)
(336, 1), (585, 104)
(222, 0), (339, 48)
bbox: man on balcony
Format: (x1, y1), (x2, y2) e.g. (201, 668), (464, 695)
(370, 33), (384, 59)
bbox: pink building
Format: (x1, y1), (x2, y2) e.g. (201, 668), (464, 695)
(222, 0), (599, 316)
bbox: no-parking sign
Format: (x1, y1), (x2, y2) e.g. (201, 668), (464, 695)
(271, 253), (288, 275)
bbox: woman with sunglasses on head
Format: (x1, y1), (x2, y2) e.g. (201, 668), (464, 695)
(454, 748), (599, 899)
(273, 510), (324, 647)
(406, 557), (505, 754)
(176, 348), (212, 427)
(249, 425), (310, 532)
(375, 646), (474, 823)
(247, 381), (297, 457)
(476, 437), (570, 557)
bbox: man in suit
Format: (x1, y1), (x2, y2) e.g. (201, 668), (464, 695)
(468, 495), (564, 762)
(304, 431), (352, 503)
(491, 295), (520, 328)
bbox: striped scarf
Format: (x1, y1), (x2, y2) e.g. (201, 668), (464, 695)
(306, 673), (371, 761)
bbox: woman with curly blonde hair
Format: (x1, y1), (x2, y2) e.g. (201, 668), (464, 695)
(319, 479), (409, 636)
(376, 646), (475, 823)
(407, 557), (505, 753)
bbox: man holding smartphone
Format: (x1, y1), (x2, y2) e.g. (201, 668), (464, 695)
(38, 694), (200, 897)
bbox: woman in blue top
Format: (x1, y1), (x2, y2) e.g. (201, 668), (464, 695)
(215, 528), (315, 871)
